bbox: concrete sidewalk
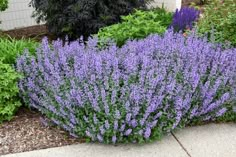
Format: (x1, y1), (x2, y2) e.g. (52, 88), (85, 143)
(2, 123), (236, 157)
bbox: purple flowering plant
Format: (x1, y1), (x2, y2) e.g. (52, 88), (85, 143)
(170, 7), (200, 32)
(17, 30), (236, 143)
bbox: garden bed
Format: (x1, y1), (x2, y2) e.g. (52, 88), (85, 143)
(0, 0), (235, 155)
(0, 108), (84, 156)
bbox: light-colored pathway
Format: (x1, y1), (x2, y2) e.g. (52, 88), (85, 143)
(2, 123), (236, 157)
(173, 123), (236, 157)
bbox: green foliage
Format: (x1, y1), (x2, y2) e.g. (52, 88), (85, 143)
(188, 103), (236, 126)
(0, 37), (38, 123)
(0, 37), (38, 64)
(0, 61), (21, 123)
(0, 0), (8, 11)
(199, 0), (211, 5)
(197, 0), (236, 46)
(215, 104), (236, 123)
(97, 8), (173, 46)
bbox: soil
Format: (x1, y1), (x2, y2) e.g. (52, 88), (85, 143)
(0, 107), (85, 156)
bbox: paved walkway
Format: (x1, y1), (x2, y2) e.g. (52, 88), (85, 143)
(2, 123), (236, 157)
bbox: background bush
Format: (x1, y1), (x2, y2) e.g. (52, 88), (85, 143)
(0, 61), (21, 123)
(0, 37), (38, 64)
(0, 0), (8, 12)
(17, 31), (236, 143)
(0, 0), (8, 27)
(197, 0), (236, 46)
(30, 0), (151, 40)
(98, 8), (173, 46)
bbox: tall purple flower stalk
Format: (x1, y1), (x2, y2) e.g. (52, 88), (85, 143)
(17, 30), (236, 143)
(170, 7), (200, 32)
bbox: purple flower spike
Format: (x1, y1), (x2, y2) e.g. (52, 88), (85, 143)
(17, 30), (236, 143)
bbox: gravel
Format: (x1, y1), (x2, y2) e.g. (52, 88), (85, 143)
(0, 108), (84, 156)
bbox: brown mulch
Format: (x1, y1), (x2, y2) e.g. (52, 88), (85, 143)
(182, 0), (203, 6)
(0, 108), (84, 156)
(1, 25), (55, 42)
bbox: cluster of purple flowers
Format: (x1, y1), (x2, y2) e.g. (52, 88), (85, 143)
(170, 7), (200, 32)
(17, 30), (236, 143)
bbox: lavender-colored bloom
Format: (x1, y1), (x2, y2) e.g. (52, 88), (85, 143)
(124, 129), (132, 136)
(101, 88), (110, 115)
(70, 133), (78, 138)
(130, 119), (138, 128)
(149, 120), (158, 128)
(62, 124), (72, 132)
(40, 117), (49, 127)
(100, 125), (106, 135)
(114, 120), (119, 130)
(112, 135), (117, 144)
(111, 90), (117, 104)
(120, 124), (126, 132)
(138, 130), (143, 135)
(86, 130), (92, 138)
(144, 127), (151, 139)
(105, 120), (110, 129)
(17, 30), (236, 143)
(216, 108), (227, 117)
(126, 113), (132, 122)
(83, 116), (89, 123)
(153, 112), (162, 120)
(190, 106), (199, 118)
(139, 118), (146, 126)
(132, 106), (140, 116)
(125, 101), (131, 112)
(70, 113), (77, 124)
(93, 114), (98, 124)
(115, 110), (121, 119)
(97, 134), (104, 142)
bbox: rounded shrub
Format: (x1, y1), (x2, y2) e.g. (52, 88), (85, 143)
(30, 0), (151, 40)
(97, 8), (173, 47)
(0, 61), (21, 123)
(17, 31), (236, 143)
(0, 37), (38, 123)
(0, 0), (8, 12)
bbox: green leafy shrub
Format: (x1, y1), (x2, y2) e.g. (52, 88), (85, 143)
(0, 37), (38, 123)
(98, 8), (172, 46)
(0, 61), (21, 123)
(197, 0), (236, 46)
(30, 0), (151, 40)
(0, 0), (8, 11)
(0, 37), (38, 64)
